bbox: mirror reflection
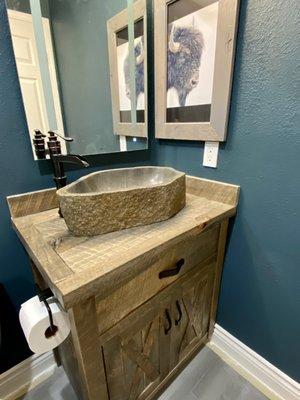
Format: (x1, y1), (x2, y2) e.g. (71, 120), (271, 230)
(6, 0), (148, 160)
(117, 20), (145, 124)
(108, 0), (147, 138)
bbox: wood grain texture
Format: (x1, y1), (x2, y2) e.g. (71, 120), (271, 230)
(8, 176), (239, 310)
(57, 334), (83, 399)
(100, 263), (214, 400)
(186, 175), (240, 206)
(68, 299), (108, 400)
(208, 219), (229, 338)
(210, 0), (241, 139)
(96, 224), (219, 335)
(102, 313), (162, 400)
(146, 340), (206, 400)
(12, 215), (72, 305)
(154, 0), (240, 141)
(29, 258), (49, 291)
(7, 188), (58, 218)
(8, 176), (239, 400)
(143, 265), (215, 400)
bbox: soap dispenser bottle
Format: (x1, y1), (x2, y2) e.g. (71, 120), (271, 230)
(32, 129), (46, 159)
(47, 131), (62, 155)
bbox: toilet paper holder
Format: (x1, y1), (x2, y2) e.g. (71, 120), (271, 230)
(36, 285), (58, 338)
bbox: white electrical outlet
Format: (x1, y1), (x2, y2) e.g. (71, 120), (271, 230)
(203, 141), (219, 168)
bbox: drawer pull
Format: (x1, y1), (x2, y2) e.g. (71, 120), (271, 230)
(164, 309), (172, 335)
(159, 259), (185, 279)
(174, 301), (182, 326)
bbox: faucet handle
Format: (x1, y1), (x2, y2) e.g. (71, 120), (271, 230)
(48, 131), (74, 142)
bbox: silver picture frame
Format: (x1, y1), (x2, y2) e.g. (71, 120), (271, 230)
(154, 0), (240, 141)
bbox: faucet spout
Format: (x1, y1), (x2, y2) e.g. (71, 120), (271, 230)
(49, 153), (90, 191)
(52, 154), (90, 168)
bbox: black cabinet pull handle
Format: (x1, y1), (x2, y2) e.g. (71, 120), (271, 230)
(164, 309), (172, 335)
(159, 258), (185, 279)
(174, 301), (182, 326)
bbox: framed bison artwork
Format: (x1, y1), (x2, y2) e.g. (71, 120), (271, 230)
(154, 0), (240, 141)
(107, 0), (147, 138)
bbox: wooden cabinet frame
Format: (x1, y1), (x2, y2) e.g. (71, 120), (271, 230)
(7, 176), (239, 400)
(55, 220), (228, 400)
(154, 0), (240, 141)
(99, 260), (216, 400)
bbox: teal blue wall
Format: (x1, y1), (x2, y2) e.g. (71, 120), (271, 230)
(154, 0), (300, 381)
(49, 0), (147, 154)
(0, 0), (151, 372)
(1, 0), (299, 383)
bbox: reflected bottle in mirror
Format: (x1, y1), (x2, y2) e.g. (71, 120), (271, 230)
(32, 130), (47, 159)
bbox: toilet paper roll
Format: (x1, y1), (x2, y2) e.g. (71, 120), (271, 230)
(19, 295), (70, 355)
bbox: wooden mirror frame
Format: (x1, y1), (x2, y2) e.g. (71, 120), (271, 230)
(107, 0), (148, 138)
(154, 0), (240, 142)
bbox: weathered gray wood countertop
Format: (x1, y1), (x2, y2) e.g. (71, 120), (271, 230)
(7, 176), (239, 310)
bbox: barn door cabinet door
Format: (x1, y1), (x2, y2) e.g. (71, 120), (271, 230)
(167, 264), (215, 373)
(101, 294), (170, 400)
(100, 263), (215, 400)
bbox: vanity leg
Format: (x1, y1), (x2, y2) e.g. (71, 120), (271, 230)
(208, 219), (229, 339)
(29, 258), (48, 290)
(52, 348), (62, 366)
(69, 298), (109, 400)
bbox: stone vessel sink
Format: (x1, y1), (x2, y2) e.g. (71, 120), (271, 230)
(57, 166), (186, 236)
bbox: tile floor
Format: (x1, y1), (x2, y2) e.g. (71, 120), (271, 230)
(18, 347), (268, 400)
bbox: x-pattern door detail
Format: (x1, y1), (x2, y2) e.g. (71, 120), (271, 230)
(102, 312), (162, 400)
(102, 262), (215, 400)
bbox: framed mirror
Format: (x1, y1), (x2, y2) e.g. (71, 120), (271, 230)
(6, 0), (148, 160)
(154, 0), (240, 141)
(107, 0), (147, 138)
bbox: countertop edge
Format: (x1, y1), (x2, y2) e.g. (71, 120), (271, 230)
(9, 175), (239, 309)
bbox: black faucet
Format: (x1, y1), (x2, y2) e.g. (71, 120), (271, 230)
(47, 131), (89, 190)
(50, 153), (89, 189)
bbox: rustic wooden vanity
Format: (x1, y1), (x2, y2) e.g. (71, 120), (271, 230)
(7, 175), (239, 400)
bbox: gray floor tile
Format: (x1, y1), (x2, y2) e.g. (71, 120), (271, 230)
(159, 347), (268, 400)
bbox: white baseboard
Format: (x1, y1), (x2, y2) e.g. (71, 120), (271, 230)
(0, 352), (56, 400)
(209, 324), (300, 400)
(1, 327), (299, 400)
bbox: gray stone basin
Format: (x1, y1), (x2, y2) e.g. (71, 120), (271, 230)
(57, 166), (186, 236)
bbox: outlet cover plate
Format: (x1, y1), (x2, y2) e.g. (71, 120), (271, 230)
(203, 141), (219, 168)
